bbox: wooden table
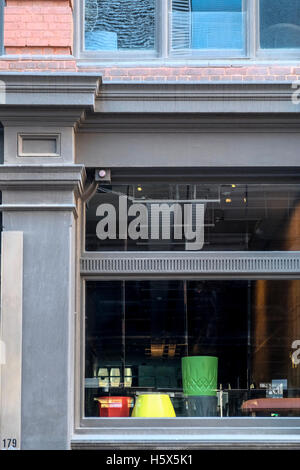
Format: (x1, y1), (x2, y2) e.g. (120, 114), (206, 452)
(242, 398), (300, 416)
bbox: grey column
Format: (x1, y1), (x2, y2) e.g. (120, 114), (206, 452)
(0, 165), (86, 450)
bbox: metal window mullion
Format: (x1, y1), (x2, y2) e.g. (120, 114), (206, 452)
(243, 0), (250, 58)
(0, 0), (4, 56)
(253, 0), (260, 57)
(79, 0), (87, 56)
(160, 0), (170, 59)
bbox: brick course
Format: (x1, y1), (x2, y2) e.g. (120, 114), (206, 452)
(78, 65), (300, 83)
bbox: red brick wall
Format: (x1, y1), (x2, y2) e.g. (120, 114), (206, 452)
(4, 0), (73, 55)
(0, 0), (299, 83)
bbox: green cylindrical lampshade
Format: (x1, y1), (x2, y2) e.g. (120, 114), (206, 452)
(182, 356), (218, 397)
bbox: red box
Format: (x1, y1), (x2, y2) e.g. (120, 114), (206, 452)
(96, 396), (134, 417)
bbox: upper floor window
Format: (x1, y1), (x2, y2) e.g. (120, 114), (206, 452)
(260, 0), (300, 49)
(171, 0), (245, 56)
(81, 0), (300, 60)
(85, 0), (156, 51)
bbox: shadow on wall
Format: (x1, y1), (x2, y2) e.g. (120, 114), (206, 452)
(253, 203), (300, 389)
(0, 123), (3, 257)
(0, 123), (3, 164)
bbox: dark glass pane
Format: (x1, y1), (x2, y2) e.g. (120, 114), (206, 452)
(85, 281), (123, 417)
(86, 183), (300, 252)
(85, 0), (156, 51)
(171, 0), (244, 52)
(260, 0), (300, 49)
(85, 280), (300, 418)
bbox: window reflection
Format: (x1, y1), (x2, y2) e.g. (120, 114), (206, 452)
(171, 0), (245, 53)
(85, 0), (156, 51)
(260, 0), (300, 49)
(85, 280), (300, 418)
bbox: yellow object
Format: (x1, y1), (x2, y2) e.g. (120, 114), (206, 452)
(124, 367), (133, 388)
(98, 368), (109, 388)
(131, 394), (176, 418)
(110, 368), (120, 387)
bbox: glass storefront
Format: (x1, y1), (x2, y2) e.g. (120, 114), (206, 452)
(84, 279), (300, 419)
(83, 181), (300, 423)
(86, 183), (300, 252)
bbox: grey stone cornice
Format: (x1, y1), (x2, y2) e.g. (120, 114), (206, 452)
(0, 78), (298, 127)
(95, 82), (300, 114)
(0, 164), (87, 195)
(0, 73), (102, 106)
(0, 73), (102, 126)
(0, 203), (78, 216)
(78, 112), (300, 133)
(0, 107), (88, 127)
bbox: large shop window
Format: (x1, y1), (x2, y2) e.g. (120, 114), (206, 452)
(81, 0), (300, 59)
(85, 279), (300, 419)
(82, 181), (300, 422)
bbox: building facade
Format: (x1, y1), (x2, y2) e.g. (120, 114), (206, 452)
(1, 0), (300, 450)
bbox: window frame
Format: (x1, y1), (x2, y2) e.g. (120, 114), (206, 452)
(79, 0), (162, 60)
(0, 0), (4, 56)
(77, 274), (300, 432)
(168, 0), (248, 59)
(74, 169), (300, 444)
(77, 0), (300, 63)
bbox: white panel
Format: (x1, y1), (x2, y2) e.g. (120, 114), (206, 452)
(0, 232), (23, 450)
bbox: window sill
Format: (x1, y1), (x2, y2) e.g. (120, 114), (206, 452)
(71, 433), (300, 450)
(72, 416), (300, 449)
(76, 57), (300, 68)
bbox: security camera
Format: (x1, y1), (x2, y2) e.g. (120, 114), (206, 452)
(95, 168), (111, 183)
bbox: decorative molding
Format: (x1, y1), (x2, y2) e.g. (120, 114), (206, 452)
(95, 83), (300, 115)
(17, 133), (61, 158)
(0, 78), (298, 129)
(0, 74), (102, 127)
(78, 112), (300, 133)
(0, 204), (78, 216)
(99, 82), (296, 101)
(0, 108), (88, 128)
(80, 252), (300, 277)
(1, 73), (101, 103)
(0, 164), (86, 195)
